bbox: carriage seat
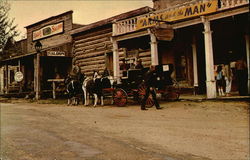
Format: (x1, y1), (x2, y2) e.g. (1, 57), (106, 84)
(127, 69), (143, 82)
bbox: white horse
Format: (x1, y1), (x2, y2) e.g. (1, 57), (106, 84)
(82, 71), (115, 107)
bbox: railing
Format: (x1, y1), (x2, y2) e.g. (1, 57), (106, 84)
(112, 0), (249, 36)
(219, 0), (249, 9)
(112, 14), (150, 36)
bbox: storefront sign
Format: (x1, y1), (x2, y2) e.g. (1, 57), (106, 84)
(154, 28), (174, 41)
(33, 22), (63, 41)
(136, 0), (217, 30)
(47, 51), (65, 56)
(14, 71), (23, 82)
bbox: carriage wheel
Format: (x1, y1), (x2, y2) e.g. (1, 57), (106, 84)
(163, 87), (180, 101)
(138, 84), (154, 108)
(113, 88), (128, 107)
(163, 79), (180, 101)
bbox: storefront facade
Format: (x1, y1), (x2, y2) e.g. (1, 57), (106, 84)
(112, 0), (249, 98)
(1, 11), (81, 99)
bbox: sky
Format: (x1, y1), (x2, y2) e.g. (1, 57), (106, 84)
(8, 0), (153, 41)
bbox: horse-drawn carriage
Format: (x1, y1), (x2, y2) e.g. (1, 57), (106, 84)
(112, 64), (180, 107)
(65, 64), (180, 107)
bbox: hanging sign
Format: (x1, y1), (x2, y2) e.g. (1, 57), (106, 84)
(33, 22), (64, 41)
(14, 71), (24, 82)
(47, 51), (65, 56)
(153, 24), (174, 41)
(136, 0), (217, 30)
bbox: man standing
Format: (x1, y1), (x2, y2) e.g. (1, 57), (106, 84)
(141, 65), (162, 110)
(135, 59), (144, 70)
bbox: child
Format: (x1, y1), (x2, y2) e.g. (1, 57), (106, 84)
(215, 65), (225, 96)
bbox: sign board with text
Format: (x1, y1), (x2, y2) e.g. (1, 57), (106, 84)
(33, 22), (64, 41)
(47, 51), (65, 57)
(153, 24), (174, 41)
(136, 0), (217, 30)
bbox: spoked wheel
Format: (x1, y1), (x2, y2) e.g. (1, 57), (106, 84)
(163, 87), (180, 101)
(138, 84), (154, 108)
(113, 88), (128, 107)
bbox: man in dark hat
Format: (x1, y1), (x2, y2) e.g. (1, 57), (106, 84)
(135, 59), (144, 70)
(141, 65), (162, 110)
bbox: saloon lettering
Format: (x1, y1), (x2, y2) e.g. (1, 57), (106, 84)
(136, 0), (217, 30)
(33, 22), (63, 41)
(47, 51), (65, 57)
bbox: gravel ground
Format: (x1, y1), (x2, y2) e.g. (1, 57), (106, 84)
(0, 99), (249, 160)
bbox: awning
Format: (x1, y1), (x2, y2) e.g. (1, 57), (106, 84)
(1, 52), (36, 62)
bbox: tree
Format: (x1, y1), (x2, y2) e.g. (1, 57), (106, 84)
(0, 0), (19, 59)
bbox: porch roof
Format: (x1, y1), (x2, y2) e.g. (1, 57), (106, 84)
(1, 52), (36, 62)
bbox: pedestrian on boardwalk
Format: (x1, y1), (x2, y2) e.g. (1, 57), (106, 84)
(224, 64), (233, 96)
(215, 65), (225, 96)
(141, 65), (162, 110)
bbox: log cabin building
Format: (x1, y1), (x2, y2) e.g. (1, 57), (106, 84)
(71, 7), (153, 77)
(112, 0), (249, 98)
(0, 11), (83, 99)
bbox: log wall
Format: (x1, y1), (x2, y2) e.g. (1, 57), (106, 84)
(73, 26), (152, 77)
(73, 26), (113, 76)
(138, 49), (151, 68)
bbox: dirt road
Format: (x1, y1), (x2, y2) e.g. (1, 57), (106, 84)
(0, 100), (249, 160)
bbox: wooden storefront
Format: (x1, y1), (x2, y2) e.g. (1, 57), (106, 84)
(112, 0), (249, 98)
(1, 10), (83, 99)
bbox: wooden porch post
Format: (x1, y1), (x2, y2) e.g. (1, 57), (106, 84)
(192, 36), (199, 94)
(245, 34), (250, 94)
(148, 29), (159, 66)
(202, 16), (217, 99)
(111, 37), (120, 83)
(34, 53), (41, 100)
